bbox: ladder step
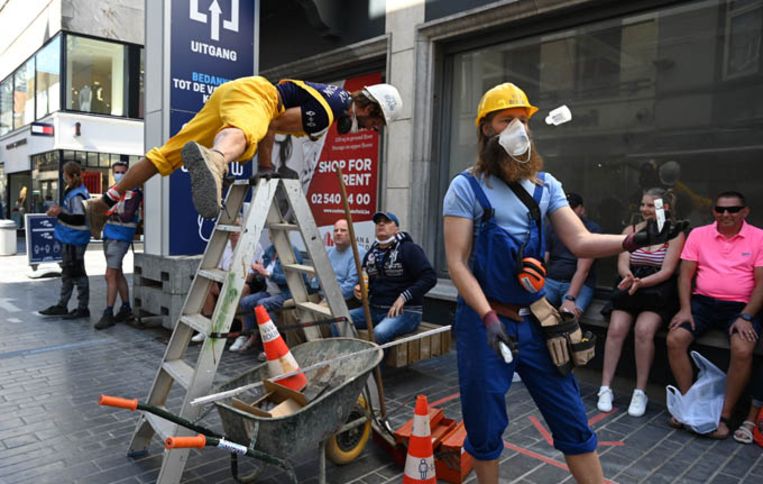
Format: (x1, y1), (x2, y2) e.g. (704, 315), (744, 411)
(145, 411), (177, 441)
(268, 222), (299, 231)
(283, 263), (315, 275)
(216, 224), (242, 233)
(179, 314), (211, 334)
(162, 360), (195, 389)
(296, 301), (333, 318)
(198, 268), (227, 283)
(232, 179), (251, 186)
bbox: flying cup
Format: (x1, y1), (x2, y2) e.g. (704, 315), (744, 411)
(545, 105), (572, 126)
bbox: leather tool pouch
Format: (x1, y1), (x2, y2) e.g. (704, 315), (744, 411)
(529, 297), (596, 375)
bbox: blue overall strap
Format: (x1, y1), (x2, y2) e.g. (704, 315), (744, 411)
(458, 171), (494, 223)
(533, 172), (546, 255)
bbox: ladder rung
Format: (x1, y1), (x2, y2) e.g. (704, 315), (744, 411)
(162, 360), (195, 389)
(232, 179), (251, 186)
(199, 268), (226, 283)
(216, 224), (242, 233)
(179, 314), (211, 334)
(145, 411), (177, 441)
(296, 301), (333, 318)
(268, 222), (299, 231)
(283, 263), (315, 275)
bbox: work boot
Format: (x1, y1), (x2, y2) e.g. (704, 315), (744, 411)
(114, 304), (133, 322)
(181, 141), (227, 219)
(62, 308), (91, 320)
(39, 304), (68, 317)
(94, 310), (115, 330)
(83, 198), (108, 239)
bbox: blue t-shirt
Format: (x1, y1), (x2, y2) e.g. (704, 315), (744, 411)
(326, 245), (366, 300)
(276, 81), (351, 136)
(442, 170), (569, 242)
(545, 217), (601, 287)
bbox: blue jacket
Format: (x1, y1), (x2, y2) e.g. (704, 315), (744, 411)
(103, 189), (142, 242)
(362, 232), (436, 307)
(54, 185), (90, 246)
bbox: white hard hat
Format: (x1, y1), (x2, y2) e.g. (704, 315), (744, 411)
(362, 83), (403, 125)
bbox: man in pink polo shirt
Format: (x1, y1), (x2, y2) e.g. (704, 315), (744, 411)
(668, 191), (763, 439)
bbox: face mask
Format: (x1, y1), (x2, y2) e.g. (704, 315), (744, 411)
(498, 118), (532, 163)
(337, 104), (359, 134)
(375, 236), (396, 245)
(114, 173), (124, 183)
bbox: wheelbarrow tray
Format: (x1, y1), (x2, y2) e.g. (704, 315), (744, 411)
(215, 338), (382, 459)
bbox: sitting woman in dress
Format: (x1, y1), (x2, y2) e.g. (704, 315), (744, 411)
(598, 188), (686, 417)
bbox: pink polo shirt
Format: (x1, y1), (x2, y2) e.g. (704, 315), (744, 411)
(681, 221), (763, 302)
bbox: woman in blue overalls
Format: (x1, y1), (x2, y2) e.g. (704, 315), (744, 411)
(443, 83), (684, 483)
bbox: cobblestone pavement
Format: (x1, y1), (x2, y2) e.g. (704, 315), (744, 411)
(1, 247), (762, 483)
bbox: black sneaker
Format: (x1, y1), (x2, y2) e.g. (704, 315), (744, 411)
(62, 308), (91, 320)
(39, 304), (68, 317)
(114, 306), (133, 323)
(94, 311), (115, 330)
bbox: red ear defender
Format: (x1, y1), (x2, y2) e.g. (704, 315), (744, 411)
(517, 257), (546, 293)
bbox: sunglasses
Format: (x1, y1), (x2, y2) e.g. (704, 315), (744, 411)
(713, 206), (745, 214)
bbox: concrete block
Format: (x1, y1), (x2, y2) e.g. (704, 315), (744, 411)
(133, 253), (201, 294)
(133, 284), (187, 330)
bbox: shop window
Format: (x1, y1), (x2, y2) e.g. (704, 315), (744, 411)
(66, 36), (125, 116)
(437, 0), (763, 280)
(36, 36), (61, 119)
(13, 58), (35, 129)
(0, 78), (11, 135)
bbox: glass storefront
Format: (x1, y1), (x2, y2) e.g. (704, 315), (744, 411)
(0, 79), (11, 136)
(13, 58), (35, 129)
(36, 36), (61, 119)
(66, 36), (125, 116)
(437, 0), (763, 280)
(31, 151), (60, 212)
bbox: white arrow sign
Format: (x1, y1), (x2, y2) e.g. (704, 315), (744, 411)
(209, 0), (222, 41)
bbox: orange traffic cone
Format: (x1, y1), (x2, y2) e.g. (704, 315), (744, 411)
(403, 395), (437, 483)
(256, 305), (308, 392)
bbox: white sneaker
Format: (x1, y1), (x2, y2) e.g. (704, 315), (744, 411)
(597, 386), (614, 412)
(229, 335), (248, 352)
(627, 389), (648, 417)
(239, 335), (258, 352)
(191, 332), (206, 343)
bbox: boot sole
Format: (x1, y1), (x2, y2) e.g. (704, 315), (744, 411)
(182, 142), (222, 219)
(83, 199), (106, 238)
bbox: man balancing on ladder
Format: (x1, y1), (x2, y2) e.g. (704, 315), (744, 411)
(85, 77), (402, 226)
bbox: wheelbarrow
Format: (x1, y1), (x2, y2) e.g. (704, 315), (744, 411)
(213, 337), (383, 482)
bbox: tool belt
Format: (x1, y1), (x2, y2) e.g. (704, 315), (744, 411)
(529, 297), (596, 375)
(488, 299), (522, 322)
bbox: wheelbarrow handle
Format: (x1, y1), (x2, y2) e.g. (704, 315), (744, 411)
(166, 435), (207, 449)
(99, 394), (138, 411)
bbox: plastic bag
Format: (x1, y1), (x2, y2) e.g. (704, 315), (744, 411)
(666, 351), (726, 435)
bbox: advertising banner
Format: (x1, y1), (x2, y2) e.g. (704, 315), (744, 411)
(168, 0), (256, 255)
(272, 72), (382, 251)
(25, 214), (62, 266)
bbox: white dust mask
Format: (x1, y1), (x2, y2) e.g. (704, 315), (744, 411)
(498, 118), (532, 163)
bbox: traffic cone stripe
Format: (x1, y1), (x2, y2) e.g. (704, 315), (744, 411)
(259, 319), (280, 343)
(403, 456), (435, 483)
(403, 394), (437, 483)
(411, 413), (429, 437)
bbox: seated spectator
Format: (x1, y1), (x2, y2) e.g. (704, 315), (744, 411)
(598, 188), (685, 417)
(312, 218), (366, 306)
(192, 221), (264, 343)
(231, 240), (304, 354)
(544, 192), (601, 317)
(734, 365), (763, 444)
(668, 191), (763, 439)
(350, 211), (436, 344)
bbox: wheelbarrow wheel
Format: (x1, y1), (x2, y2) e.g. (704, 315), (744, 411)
(325, 394), (371, 465)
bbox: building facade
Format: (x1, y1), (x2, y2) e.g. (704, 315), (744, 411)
(259, 0), (763, 290)
(0, 0), (144, 227)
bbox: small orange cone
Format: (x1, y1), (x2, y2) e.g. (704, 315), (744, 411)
(255, 305), (308, 392)
(403, 395), (437, 483)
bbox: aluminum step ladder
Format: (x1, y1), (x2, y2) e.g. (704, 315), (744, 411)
(127, 177), (354, 484)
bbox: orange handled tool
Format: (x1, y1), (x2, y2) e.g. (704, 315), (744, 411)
(166, 435), (207, 449)
(99, 394), (138, 411)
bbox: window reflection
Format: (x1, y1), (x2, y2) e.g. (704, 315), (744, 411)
(66, 36), (125, 115)
(36, 37), (61, 118)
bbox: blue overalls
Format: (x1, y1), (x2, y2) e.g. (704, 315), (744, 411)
(454, 172), (597, 461)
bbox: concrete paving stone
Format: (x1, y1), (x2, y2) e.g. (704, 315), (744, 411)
(711, 473), (747, 484)
(1, 459), (67, 484)
(599, 451), (633, 476)
(525, 461), (573, 483)
(498, 452), (544, 480)
(357, 472), (387, 483)
(2, 433), (40, 449)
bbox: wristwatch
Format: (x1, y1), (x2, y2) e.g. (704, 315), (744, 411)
(563, 294), (577, 302)
(739, 312), (753, 322)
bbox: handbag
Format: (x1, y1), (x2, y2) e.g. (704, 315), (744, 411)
(666, 351), (726, 434)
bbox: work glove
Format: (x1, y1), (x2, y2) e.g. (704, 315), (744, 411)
(622, 219), (689, 252)
(482, 310), (516, 363)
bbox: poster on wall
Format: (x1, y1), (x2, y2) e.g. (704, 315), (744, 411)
(168, 0), (256, 255)
(270, 72), (381, 252)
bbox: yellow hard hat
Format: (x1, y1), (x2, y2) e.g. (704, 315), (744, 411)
(474, 83), (539, 127)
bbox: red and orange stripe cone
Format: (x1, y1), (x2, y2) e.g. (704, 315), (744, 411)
(403, 394), (436, 483)
(255, 305), (308, 391)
